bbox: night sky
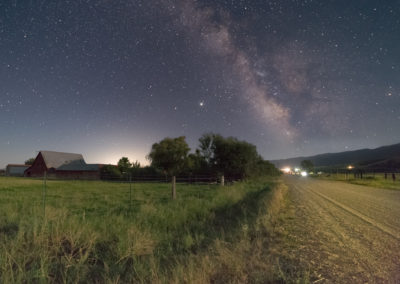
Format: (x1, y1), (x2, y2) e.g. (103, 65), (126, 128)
(1, 0), (400, 168)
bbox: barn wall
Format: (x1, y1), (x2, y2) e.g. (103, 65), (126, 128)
(24, 153), (47, 177)
(6, 166), (29, 176)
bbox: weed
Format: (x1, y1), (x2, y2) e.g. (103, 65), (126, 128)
(0, 176), (282, 282)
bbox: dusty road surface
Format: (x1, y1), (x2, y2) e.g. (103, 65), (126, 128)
(280, 176), (400, 283)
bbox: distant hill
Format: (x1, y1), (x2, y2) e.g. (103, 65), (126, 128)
(271, 143), (400, 170)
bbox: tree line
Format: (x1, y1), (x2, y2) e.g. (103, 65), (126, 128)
(101, 133), (280, 180)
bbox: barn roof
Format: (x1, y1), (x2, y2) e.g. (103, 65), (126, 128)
(40, 151), (99, 171)
(41, 151), (84, 168)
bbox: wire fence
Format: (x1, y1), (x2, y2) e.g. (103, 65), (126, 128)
(0, 173), (242, 219)
(25, 174), (243, 184)
(314, 168), (400, 181)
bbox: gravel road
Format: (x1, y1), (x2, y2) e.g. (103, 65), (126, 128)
(281, 176), (400, 283)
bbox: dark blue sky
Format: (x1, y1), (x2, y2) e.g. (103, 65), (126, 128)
(1, 0), (399, 167)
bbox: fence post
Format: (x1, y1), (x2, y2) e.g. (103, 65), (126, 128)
(392, 173), (396, 182)
(43, 171), (47, 217)
(385, 173), (387, 179)
(172, 176), (176, 200)
(221, 175), (225, 186)
(129, 173), (132, 212)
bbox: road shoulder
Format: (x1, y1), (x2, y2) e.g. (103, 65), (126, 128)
(270, 176), (400, 283)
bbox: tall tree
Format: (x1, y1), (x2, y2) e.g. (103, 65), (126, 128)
(300, 160), (314, 172)
(147, 136), (190, 176)
(100, 165), (122, 180)
(25, 158), (35, 165)
(198, 133), (216, 166)
(197, 133), (261, 178)
(117, 157), (132, 174)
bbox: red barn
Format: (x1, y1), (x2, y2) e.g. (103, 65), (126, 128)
(24, 151), (102, 179)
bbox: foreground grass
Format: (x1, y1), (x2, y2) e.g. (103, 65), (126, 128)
(312, 173), (400, 190)
(0, 176), (285, 283)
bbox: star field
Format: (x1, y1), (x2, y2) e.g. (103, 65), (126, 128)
(1, 0), (399, 167)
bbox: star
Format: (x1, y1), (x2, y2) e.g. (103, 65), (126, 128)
(0, 0), (399, 167)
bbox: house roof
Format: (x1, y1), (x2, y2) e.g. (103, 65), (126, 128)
(39, 151), (99, 171)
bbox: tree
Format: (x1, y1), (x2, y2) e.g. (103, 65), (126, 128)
(183, 151), (210, 175)
(147, 136), (190, 176)
(132, 160), (141, 169)
(129, 160), (142, 176)
(301, 160), (314, 172)
(25, 158), (35, 165)
(198, 133), (216, 166)
(196, 133), (262, 178)
(100, 165), (122, 180)
(251, 159), (281, 177)
(117, 157), (132, 175)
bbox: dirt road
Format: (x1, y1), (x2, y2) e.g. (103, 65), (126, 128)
(280, 176), (400, 283)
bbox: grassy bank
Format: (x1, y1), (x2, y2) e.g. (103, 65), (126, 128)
(0, 176), (284, 282)
(312, 173), (400, 190)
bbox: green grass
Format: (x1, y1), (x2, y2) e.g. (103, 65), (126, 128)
(313, 172), (400, 190)
(0, 176), (281, 283)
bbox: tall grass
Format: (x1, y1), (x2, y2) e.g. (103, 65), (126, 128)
(0, 176), (282, 282)
(167, 182), (289, 283)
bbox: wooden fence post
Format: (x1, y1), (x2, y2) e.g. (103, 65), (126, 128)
(43, 171), (47, 217)
(172, 176), (176, 200)
(221, 175), (225, 186)
(392, 173), (396, 182)
(129, 174), (132, 212)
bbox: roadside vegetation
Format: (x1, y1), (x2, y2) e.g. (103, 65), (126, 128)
(0, 176), (286, 282)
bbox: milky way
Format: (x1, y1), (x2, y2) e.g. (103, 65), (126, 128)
(1, 0), (399, 167)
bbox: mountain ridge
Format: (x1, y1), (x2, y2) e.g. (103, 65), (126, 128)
(271, 142), (400, 169)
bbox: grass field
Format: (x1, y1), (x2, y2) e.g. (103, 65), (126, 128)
(312, 172), (400, 190)
(0, 176), (285, 283)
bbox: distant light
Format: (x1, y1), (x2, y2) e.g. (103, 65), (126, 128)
(199, 101), (204, 107)
(301, 171), (308, 177)
(347, 165), (354, 170)
(282, 167), (291, 173)
(294, 168), (300, 172)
